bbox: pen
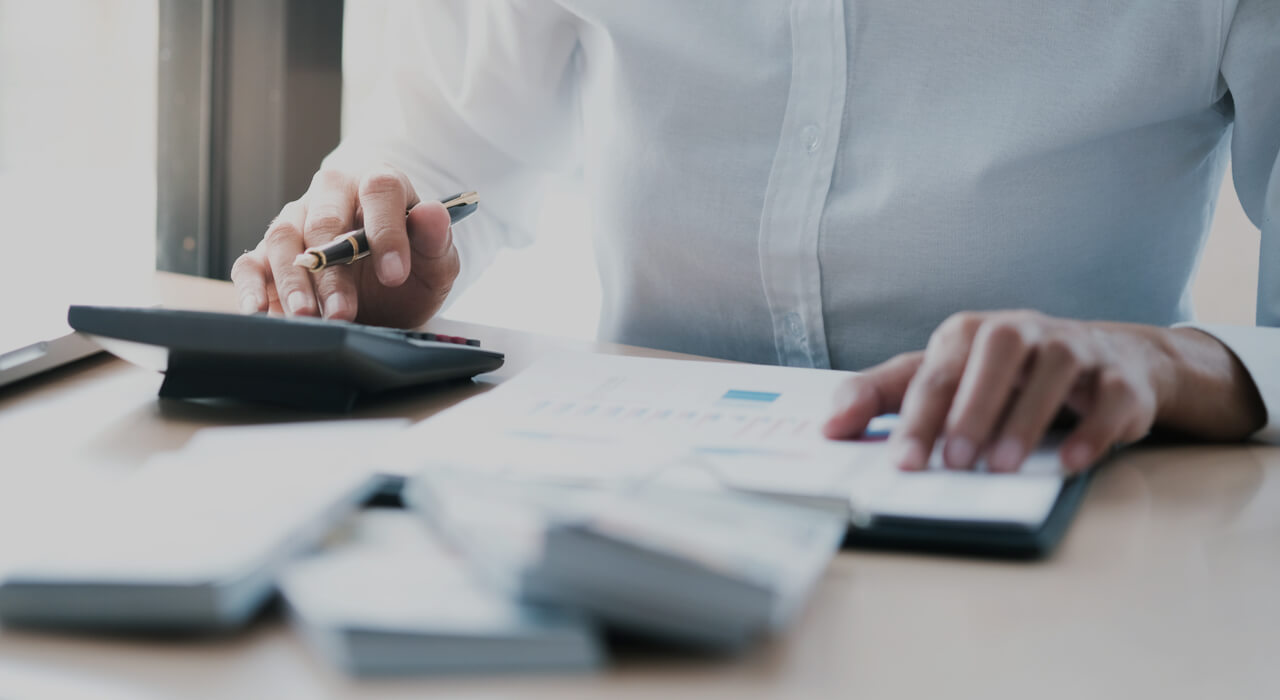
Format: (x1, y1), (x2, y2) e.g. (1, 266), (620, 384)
(293, 191), (479, 272)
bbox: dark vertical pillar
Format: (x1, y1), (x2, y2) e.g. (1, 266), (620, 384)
(156, 0), (343, 279)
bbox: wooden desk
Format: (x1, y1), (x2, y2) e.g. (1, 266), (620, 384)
(1, 273), (1276, 699)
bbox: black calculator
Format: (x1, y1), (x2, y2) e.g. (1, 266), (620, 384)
(67, 306), (505, 411)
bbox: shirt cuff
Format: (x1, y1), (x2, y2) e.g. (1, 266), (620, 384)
(1175, 323), (1280, 444)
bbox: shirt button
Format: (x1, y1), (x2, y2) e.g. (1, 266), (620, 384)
(783, 311), (804, 339)
(800, 124), (821, 152)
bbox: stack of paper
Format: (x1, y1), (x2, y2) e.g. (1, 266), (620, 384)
(0, 419), (408, 632)
(405, 468), (846, 649)
(280, 511), (603, 675)
(0, 450), (381, 632)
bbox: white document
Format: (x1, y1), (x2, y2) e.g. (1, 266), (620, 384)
(395, 353), (1068, 528)
(182, 418), (411, 471)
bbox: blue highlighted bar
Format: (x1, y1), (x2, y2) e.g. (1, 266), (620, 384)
(721, 389), (781, 403)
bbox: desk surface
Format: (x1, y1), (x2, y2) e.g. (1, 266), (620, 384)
(1, 273), (1277, 700)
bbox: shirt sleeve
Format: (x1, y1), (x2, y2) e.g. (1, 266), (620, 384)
(1189, 0), (1280, 443)
(1177, 324), (1280, 442)
(322, 0), (582, 306)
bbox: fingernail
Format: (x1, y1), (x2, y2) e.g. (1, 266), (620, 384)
(239, 294), (260, 314)
(323, 293), (348, 319)
(989, 437), (1024, 472)
(944, 436), (976, 470)
(378, 251), (405, 283)
(1064, 443), (1094, 472)
(892, 439), (927, 471)
(287, 290), (309, 315)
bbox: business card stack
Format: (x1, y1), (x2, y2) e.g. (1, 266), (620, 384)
(405, 466), (846, 650)
(279, 510), (603, 675)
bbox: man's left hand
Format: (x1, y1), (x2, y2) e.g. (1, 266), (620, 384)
(823, 311), (1266, 473)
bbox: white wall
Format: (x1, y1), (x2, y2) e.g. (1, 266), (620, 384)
(1194, 172), (1260, 326)
(0, 0), (157, 336)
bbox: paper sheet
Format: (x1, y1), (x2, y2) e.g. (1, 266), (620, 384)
(393, 353), (1068, 527)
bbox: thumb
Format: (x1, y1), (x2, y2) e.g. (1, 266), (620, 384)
(405, 200), (460, 295)
(823, 351), (924, 439)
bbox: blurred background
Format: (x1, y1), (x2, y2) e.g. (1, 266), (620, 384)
(0, 0), (158, 303)
(0, 0), (1260, 345)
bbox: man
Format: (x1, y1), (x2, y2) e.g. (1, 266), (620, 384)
(231, 1), (1279, 473)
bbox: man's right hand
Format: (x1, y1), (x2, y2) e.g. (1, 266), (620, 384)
(230, 165), (461, 328)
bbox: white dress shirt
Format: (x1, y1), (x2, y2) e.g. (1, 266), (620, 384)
(326, 0), (1280, 441)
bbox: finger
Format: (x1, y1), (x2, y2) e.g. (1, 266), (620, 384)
(229, 250), (270, 314)
(823, 352), (923, 439)
(263, 200), (318, 316)
(313, 267), (358, 320)
(1059, 371), (1144, 473)
(255, 239), (284, 314)
(264, 280), (283, 315)
(357, 168), (420, 286)
(405, 200), (459, 306)
(987, 338), (1087, 472)
(302, 171), (360, 321)
(891, 313), (983, 470)
(941, 319), (1034, 469)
